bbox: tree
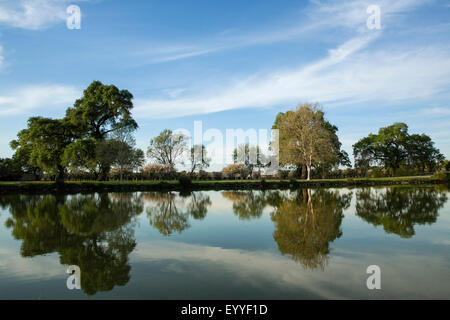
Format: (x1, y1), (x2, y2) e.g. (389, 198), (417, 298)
(147, 129), (187, 166)
(0, 158), (23, 181)
(10, 117), (75, 183)
(406, 134), (444, 173)
(353, 123), (443, 175)
(189, 144), (210, 174)
(65, 81), (138, 180)
(275, 103), (336, 180)
(233, 144), (268, 177)
(109, 128), (145, 183)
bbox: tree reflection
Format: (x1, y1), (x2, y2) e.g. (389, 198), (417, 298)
(356, 186), (448, 238)
(2, 193), (143, 295)
(271, 189), (351, 270)
(222, 191), (267, 220)
(143, 192), (212, 236)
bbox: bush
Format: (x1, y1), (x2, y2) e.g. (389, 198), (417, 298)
(370, 167), (386, 178)
(395, 167), (417, 177)
(222, 164), (244, 178)
(433, 171), (447, 181)
(141, 164), (176, 180)
(275, 170), (289, 179)
(178, 172), (192, 187)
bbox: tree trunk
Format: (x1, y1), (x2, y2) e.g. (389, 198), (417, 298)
(120, 166), (123, 184)
(97, 165), (109, 181)
(55, 165), (65, 184)
(307, 164), (311, 181)
(301, 165), (307, 179)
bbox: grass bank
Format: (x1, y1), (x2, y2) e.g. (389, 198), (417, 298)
(0, 176), (448, 194)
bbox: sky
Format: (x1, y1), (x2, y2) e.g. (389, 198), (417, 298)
(0, 0), (449, 170)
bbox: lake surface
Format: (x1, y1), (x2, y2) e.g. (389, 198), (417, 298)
(0, 186), (449, 299)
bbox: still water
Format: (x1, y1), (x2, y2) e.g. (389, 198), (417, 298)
(0, 186), (449, 299)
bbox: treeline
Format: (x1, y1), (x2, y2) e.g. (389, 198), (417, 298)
(1, 82), (448, 182)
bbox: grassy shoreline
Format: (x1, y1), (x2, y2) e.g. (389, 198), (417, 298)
(0, 176), (448, 194)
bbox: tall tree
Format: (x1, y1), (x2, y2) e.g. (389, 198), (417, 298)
(65, 81), (138, 180)
(275, 103), (336, 180)
(147, 129), (187, 166)
(273, 103), (348, 179)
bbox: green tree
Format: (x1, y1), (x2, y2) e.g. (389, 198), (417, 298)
(10, 117), (76, 183)
(147, 129), (187, 166)
(274, 104), (337, 180)
(353, 123), (443, 175)
(406, 134), (444, 173)
(64, 81), (138, 180)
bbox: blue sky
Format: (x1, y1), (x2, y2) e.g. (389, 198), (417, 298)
(0, 0), (450, 169)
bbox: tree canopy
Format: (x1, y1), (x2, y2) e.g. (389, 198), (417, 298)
(353, 122), (443, 175)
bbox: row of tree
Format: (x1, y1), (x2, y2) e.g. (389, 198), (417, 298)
(2, 81), (447, 182)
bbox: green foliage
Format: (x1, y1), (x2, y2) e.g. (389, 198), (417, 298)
(9, 81), (139, 182)
(433, 171), (447, 181)
(0, 158), (23, 181)
(273, 104), (347, 180)
(353, 123), (443, 176)
(65, 80), (137, 140)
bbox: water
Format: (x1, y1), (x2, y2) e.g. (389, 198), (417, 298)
(0, 186), (449, 299)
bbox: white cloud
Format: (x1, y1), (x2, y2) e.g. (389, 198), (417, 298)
(0, 0), (83, 30)
(134, 34), (450, 119)
(0, 85), (80, 116)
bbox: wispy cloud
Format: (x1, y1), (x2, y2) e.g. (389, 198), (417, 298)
(134, 33), (450, 119)
(0, 85), (80, 116)
(0, 0), (84, 30)
(136, 0), (430, 64)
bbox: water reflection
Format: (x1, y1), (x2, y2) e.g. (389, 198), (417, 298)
(222, 191), (267, 220)
(270, 189), (351, 270)
(0, 186), (448, 297)
(143, 192), (211, 236)
(356, 186), (448, 238)
(2, 193), (142, 295)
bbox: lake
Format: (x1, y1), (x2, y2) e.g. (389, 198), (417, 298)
(0, 186), (449, 299)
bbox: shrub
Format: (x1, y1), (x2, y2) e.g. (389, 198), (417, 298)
(395, 167), (417, 177)
(370, 167), (386, 178)
(178, 172), (192, 187)
(141, 164), (176, 180)
(433, 171), (447, 181)
(222, 164), (244, 178)
(211, 171), (222, 180)
(275, 170), (289, 179)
